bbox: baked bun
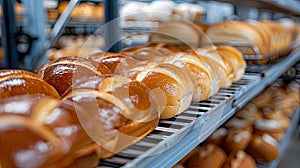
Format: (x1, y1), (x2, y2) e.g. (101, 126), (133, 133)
(216, 45), (246, 82)
(205, 21), (269, 55)
(0, 95), (100, 168)
(223, 129), (252, 153)
(85, 52), (143, 74)
(164, 52), (211, 101)
(222, 150), (256, 168)
(62, 75), (161, 158)
(0, 69), (60, 99)
(36, 56), (112, 96)
(246, 133), (279, 163)
(261, 105), (290, 129)
(234, 103), (262, 123)
(186, 143), (227, 168)
(149, 21), (203, 50)
(46, 48), (79, 61)
(174, 146), (201, 167)
(254, 119), (284, 141)
(123, 62), (194, 119)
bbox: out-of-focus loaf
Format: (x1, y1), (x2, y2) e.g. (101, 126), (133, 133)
(0, 69), (60, 99)
(186, 143), (227, 168)
(222, 150), (256, 168)
(0, 95), (101, 168)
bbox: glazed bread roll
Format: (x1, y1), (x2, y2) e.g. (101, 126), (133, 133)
(164, 52), (211, 101)
(0, 69), (60, 99)
(62, 75), (161, 158)
(36, 56), (112, 96)
(195, 46), (228, 88)
(205, 21), (269, 55)
(222, 150), (256, 168)
(186, 143), (227, 168)
(216, 45), (246, 82)
(0, 95), (100, 168)
(85, 52), (144, 74)
(246, 133), (279, 163)
(123, 62), (194, 119)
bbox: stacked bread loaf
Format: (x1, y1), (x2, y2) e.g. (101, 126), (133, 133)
(174, 79), (299, 167)
(0, 41), (247, 167)
(204, 20), (295, 56)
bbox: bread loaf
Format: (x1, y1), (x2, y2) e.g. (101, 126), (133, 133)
(205, 21), (269, 55)
(123, 62), (194, 119)
(85, 52), (143, 74)
(62, 75), (161, 158)
(246, 133), (279, 163)
(0, 69), (60, 99)
(222, 150), (256, 168)
(0, 95), (100, 168)
(36, 56), (112, 96)
(186, 143), (227, 168)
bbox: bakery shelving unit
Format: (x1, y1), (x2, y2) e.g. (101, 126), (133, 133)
(0, 0), (118, 70)
(97, 47), (300, 167)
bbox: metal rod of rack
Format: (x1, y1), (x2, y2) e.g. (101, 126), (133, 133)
(1, 0), (19, 69)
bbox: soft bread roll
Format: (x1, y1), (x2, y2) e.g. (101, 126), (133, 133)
(186, 143), (227, 168)
(234, 103), (262, 123)
(216, 45), (246, 82)
(164, 52), (211, 101)
(261, 105), (290, 130)
(205, 21), (269, 55)
(123, 62), (194, 119)
(223, 129), (252, 153)
(0, 95), (100, 168)
(85, 52), (143, 74)
(246, 134), (279, 163)
(62, 75), (161, 158)
(149, 21), (203, 50)
(0, 69), (60, 99)
(254, 119), (285, 141)
(222, 150), (256, 168)
(46, 48), (79, 61)
(195, 46), (228, 88)
(36, 56), (112, 96)
(223, 118), (253, 133)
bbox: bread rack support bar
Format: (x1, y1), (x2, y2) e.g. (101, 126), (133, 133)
(22, 0), (46, 70)
(48, 0), (79, 47)
(104, 0), (121, 52)
(0, 0), (19, 68)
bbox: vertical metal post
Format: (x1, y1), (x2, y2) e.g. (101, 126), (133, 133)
(1, 0), (19, 69)
(22, 0), (46, 70)
(104, 0), (121, 52)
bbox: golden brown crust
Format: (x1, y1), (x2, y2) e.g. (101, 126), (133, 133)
(0, 69), (60, 99)
(186, 143), (227, 168)
(0, 95), (99, 167)
(205, 21), (269, 55)
(62, 75), (160, 158)
(222, 150), (256, 168)
(246, 134), (279, 163)
(36, 56), (112, 96)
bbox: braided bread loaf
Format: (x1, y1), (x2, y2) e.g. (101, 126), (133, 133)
(0, 95), (100, 168)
